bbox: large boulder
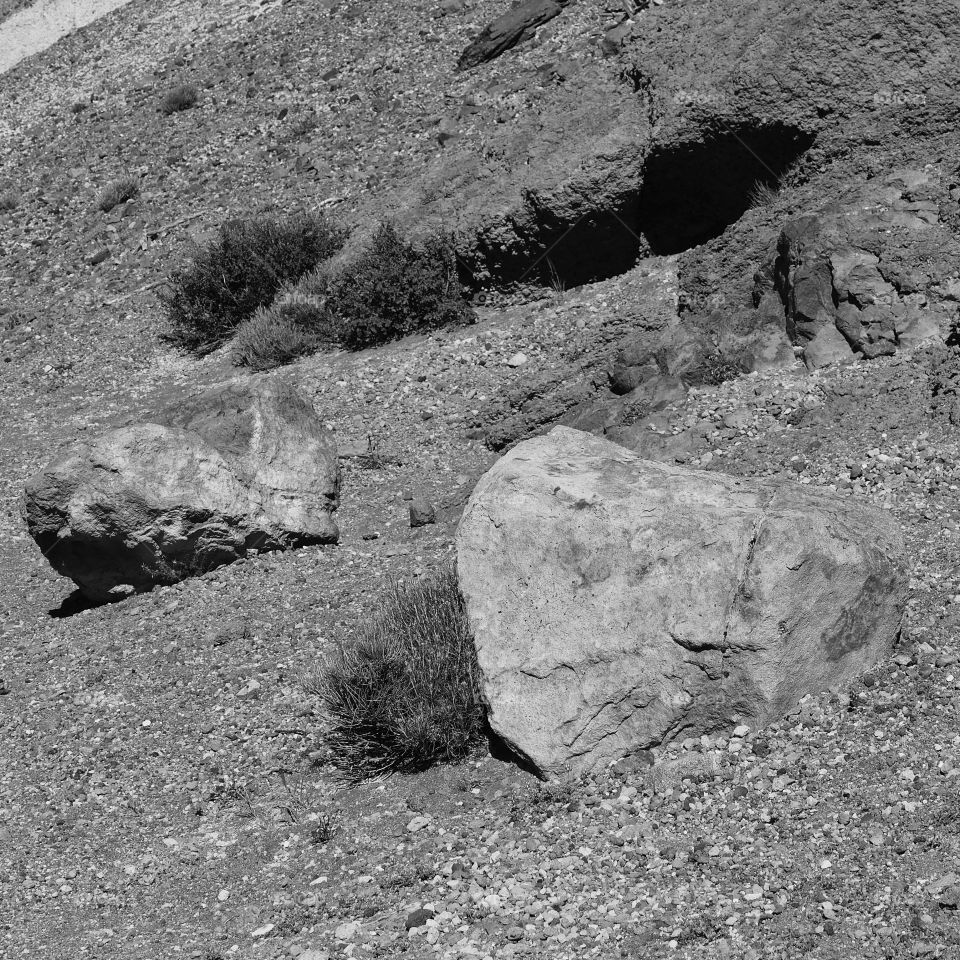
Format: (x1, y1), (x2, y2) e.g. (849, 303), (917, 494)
(456, 427), (908, 779)
(23, 376), (339, 601)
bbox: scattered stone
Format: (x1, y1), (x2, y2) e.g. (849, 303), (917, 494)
(405, 907), (435, 930)
(334, 921), (360, 941)
(409, 501), (436, 527)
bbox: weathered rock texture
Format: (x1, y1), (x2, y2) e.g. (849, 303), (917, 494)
(456, 427), (907, 779)
(752, 170), (960, 370)
(23, 377), (339, 601)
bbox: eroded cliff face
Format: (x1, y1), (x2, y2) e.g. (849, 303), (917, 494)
(380, 0), (959, 300)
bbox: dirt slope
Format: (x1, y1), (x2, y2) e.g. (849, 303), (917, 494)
(3, 1), (960, 959)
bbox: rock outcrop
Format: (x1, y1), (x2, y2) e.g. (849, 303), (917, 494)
(456, 427), (907, 779)
(23, 376), (339, 601)
(754, 170), (960, 369)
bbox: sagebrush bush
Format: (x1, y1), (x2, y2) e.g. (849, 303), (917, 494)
(163, 214), (346, 354)
(233, 294), (330, 371)
(307, 570), (486, 780)
(96, 175), (140, 213)
(161, 83), (199, 115)
(322, 222), (474, 350)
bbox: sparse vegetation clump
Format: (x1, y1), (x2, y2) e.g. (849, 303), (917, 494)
(694, 350), (749, 386)
(233, 293), (329, 371)
(322, 222), (474, 350)
(161, 83), (199, 115)
(749, 178), (779, 208)
(231, 222), (475, 370)
(96, 175), (140, 213)
(163, 213), (346, 355)
(307, 570), (486, 780)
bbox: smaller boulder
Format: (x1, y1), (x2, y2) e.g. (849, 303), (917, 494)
(23, 376), (339, 600)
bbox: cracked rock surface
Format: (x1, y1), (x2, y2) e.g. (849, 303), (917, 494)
(457, 426), (908, 778)
(22, 375), (340, 601)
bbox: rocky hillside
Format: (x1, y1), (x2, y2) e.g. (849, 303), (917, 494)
(3, 1), (960, 959)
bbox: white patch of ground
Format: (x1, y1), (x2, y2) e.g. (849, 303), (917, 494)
(0, 0), (133, 73)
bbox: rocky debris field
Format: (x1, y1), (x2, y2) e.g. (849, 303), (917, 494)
(3, 0), (960, 957)
(6, 287), (960, 959)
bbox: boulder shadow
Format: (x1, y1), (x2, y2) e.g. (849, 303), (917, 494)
(49, 588), (117, 619)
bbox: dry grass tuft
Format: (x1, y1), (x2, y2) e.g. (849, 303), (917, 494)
(161, 83), (200, 115)
(96, 175), (140, 213)
(233, 293), (331, 371)
(749, 179), (779, 208)
(305, 569), (486, 780)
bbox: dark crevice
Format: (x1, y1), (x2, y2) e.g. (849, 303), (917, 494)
(638, 125), (815, 255)
(467, 123), (814, 291)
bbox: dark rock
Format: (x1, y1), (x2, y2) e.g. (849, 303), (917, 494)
(611, 751), (654, 775)
(457, 0), (570, 71)
(405, 908), (436, 930)
(410, 501), (437, 527)
(762, 171), (958, 360)
(600, 18), (634, 56)
(609, 363), (651, 396)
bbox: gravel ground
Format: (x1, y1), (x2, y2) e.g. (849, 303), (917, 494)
(5, 287), (960, 959)
(3, 0), (960, 958)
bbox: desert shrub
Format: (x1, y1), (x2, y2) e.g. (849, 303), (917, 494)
(161, 83), (199, 115)
(96, 175), (140, 213)
(322, 223), (474, 350)
(233, 293), (331, 371)
(163, 213), (346, 354)
(228, 224), (474, 368)
(307, 570), (486, 780)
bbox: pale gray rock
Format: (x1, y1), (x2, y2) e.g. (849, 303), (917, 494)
(456, 427), (907, 779)
(23, 376), (339, 601)
(802, 324), (855, 371)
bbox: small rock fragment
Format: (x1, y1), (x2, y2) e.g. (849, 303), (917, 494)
(410, 502), (436, 527)
(405, 907), (435, 930)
